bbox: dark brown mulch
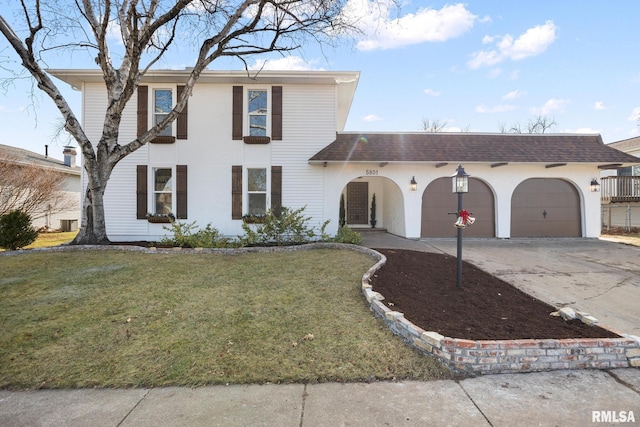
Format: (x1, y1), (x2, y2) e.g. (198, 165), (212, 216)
(370, 249), (620, 341)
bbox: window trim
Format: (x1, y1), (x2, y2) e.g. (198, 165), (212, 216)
(152, 87), (175, 138)
(245, 166), (270, 216)
(152, 166), (174, 216)
(247, 88), (270, 137)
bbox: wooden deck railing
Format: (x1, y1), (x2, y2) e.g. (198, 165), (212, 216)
(601, 176), (640, 203)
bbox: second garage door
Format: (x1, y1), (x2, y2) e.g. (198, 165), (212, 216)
(511, 178), (581, 237)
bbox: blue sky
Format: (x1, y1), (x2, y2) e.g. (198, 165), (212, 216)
(1, 0), (639, 160)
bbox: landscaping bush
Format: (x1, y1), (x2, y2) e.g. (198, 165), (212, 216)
(333, 226), (363, 245)
(161, 220), (237, 248)
(239, 206), (329, 246)
(0, 210), (39, 250)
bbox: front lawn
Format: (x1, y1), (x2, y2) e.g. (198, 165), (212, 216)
(0, 248), (451, 389)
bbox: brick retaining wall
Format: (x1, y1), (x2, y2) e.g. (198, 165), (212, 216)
(362, 251), (640, 375)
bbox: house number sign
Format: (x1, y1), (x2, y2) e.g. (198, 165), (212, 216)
(365, 169), (379, 176)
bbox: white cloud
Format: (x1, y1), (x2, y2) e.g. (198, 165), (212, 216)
(594, 101), (608, 110)
(475, 104), (516, 113)
(363, 114), (383, 122)
(467, 21), (557, 69)
(248, 56), (324, 71)
(347, 1), (477, 51)
(531, 98), (569, 116)
(627, 107), (640, 121)
(424, 88), (441, 96)
(503, 89), (526, 100)
(482, 35), (496, 44)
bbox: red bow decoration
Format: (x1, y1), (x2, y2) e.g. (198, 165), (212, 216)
(454, 209), (476, 228)
(458, 209), (471, 223)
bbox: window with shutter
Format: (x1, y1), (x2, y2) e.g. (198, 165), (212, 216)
(231, 166), (282, 219)
(233, 86), (282, 143)
(137, 85), (188, 143)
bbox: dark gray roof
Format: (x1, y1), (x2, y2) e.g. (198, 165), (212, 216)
(309, 133), (639, 167)
(0, 144), (80, 175)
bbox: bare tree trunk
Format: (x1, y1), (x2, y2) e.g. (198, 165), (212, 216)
(72, 186), (109, 245)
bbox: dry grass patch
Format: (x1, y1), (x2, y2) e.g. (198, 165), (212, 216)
(0, 248), (451, 389)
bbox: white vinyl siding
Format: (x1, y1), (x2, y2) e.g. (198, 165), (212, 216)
(272, 85), (336, 221)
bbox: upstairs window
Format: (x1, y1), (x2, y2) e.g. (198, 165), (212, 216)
(247, 168), (267, 215)
(154, 168), (173, 214)
(248, 90), (267, 136)
(154, 89), (173, 136)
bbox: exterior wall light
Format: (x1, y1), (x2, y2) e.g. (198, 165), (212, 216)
(590, 178), (600, 192)
(410, 176), (418, 191)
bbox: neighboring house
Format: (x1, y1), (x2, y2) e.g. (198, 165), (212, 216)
(0, 144), (81, 230)
(49, 69), (638, 241)
(601, 136), (640, 229)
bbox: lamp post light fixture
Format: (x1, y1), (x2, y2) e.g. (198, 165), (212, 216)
(410, 176), (418, 191)
(590, 178), (601, 192)
(452, 164), (469, 288)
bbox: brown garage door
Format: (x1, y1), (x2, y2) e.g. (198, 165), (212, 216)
(421, 177), (495, 238)
(511, 178), (581, 237)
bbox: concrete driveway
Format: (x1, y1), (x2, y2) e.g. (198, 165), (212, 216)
(362, 234), (640, 337)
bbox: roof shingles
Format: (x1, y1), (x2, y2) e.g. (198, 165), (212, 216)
(309, 133), (639, 165)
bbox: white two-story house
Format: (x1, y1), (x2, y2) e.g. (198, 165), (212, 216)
(50, 69), (638, 241)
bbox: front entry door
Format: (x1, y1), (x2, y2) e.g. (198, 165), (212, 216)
(347, 182), (368, 225)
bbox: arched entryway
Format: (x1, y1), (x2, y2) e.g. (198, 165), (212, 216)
(341, 177), (405, 235)
(511, 178), (581, 237)
(421, 177), (495, 238)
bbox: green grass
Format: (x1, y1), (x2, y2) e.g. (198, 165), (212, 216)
(25, 231), (78, 249)
(0, 248), (451, 389)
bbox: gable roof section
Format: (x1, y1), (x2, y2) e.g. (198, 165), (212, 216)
(607, 136), (640, 155)
(309, 133), (639, 167)
(0, 144), (80, 176)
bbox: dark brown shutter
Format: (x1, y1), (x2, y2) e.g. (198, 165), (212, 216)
(136, 165), (148, 219)
(272, 86), (282, 141)
(232, 165), (243, 219)
(177, 85), (188, 140)
(271, 166), (282, 216)
(232, 86), (243, 140)
(137, 86), (148, 137)
(176, 165), (187, 219)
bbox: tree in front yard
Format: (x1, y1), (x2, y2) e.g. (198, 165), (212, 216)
(0, 0), (364, 244)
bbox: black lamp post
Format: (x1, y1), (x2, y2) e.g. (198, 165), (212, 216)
(452, 164), (469, 288)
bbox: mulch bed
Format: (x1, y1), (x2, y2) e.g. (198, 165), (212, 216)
(370, 249), (621, 341)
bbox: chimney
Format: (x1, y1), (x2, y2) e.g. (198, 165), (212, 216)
(63, 146), (77, 167)
(45, 144), (48, 158)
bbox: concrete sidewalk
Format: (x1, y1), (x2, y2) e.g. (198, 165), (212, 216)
(2, 369), (640, 426)
(2, 234), (640, 426)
